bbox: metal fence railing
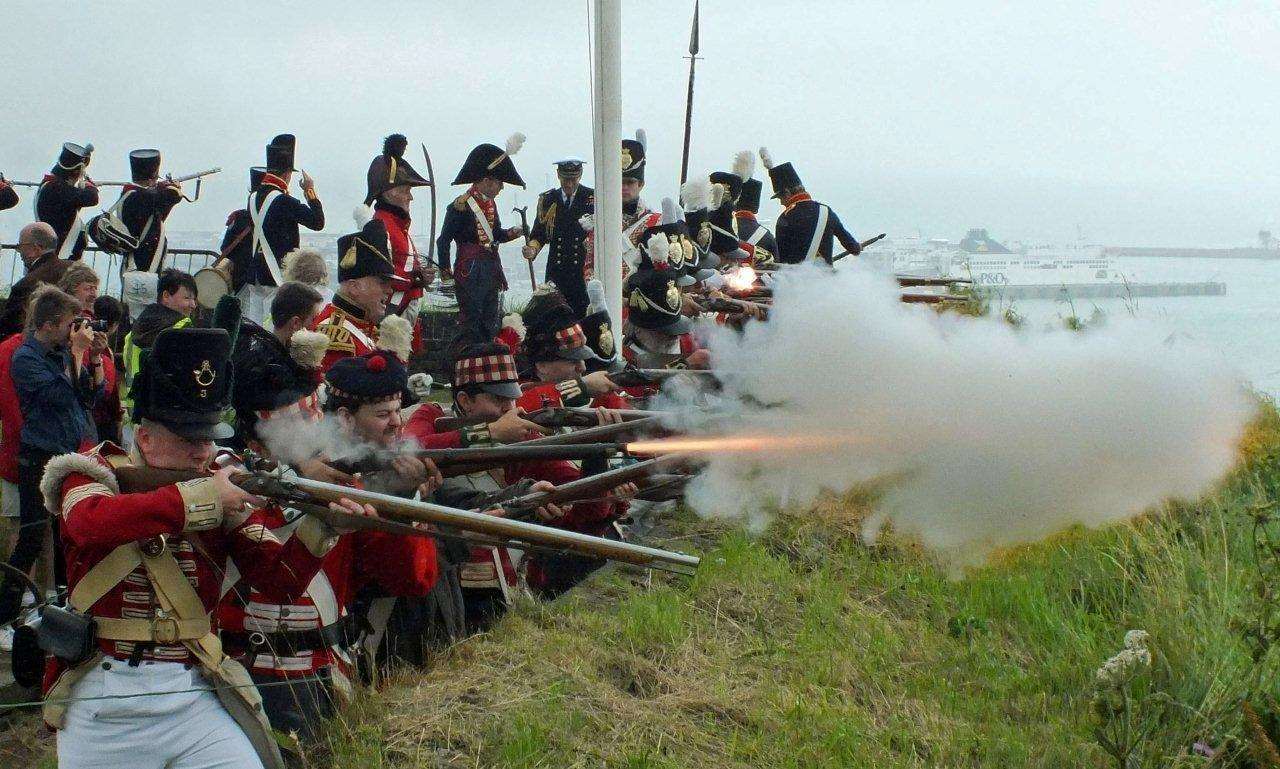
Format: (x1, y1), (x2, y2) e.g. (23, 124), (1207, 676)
(0, 244), (219, 302)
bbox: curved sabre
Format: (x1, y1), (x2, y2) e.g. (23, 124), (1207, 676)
(422, 142), (438, 270)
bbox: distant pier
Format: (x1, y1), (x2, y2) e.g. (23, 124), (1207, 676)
(976, 281), (1227, 300)
(1103, 246), (1280, 260)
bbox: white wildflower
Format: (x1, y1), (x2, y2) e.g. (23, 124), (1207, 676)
(1123, 629), (1150, 651)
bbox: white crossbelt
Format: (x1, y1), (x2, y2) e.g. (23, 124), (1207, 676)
(804, 204), (830, 263)
(248, 189), (285, 286)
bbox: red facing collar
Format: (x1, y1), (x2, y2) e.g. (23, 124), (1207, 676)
(260, 173), (289, 192)
(734, 210), (757, 221)
(783, 192), (812, 207)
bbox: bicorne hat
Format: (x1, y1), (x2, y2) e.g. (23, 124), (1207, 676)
(453, 133), (525, 187)
(365, 134), (431, 205)
(337, 211), (395, 283)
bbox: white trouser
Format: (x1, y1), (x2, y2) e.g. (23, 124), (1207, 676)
(57, 660), (263, 769)
(236, 284), (277, 327)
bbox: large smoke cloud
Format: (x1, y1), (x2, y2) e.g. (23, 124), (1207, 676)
(671, 264), (1255, 567)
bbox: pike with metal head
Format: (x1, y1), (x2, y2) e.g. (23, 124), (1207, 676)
(678, 0), (700, 185)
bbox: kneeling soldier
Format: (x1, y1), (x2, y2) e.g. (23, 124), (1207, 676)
(42, 326), (374, 769)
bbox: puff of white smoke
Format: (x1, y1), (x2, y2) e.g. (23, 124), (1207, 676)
(254, 413), (371, 469)
(675, 263), (1254, 568)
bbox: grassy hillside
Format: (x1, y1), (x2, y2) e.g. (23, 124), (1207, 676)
(312, 403), (1280, 769)
(5, 405), (1280, 768)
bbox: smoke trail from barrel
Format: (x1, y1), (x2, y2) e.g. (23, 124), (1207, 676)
(668, 264), (1255, 567)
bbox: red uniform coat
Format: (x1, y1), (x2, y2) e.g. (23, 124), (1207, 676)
(43, 443), (332, 688)
(218, 504), (436, 677)
(310, 296), (380, 372)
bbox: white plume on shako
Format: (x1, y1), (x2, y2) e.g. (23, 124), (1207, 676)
(661, 263), (1256, 568)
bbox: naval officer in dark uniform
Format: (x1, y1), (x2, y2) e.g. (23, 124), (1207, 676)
(523, 158), (594, 317)
(760, 147), (861, 265)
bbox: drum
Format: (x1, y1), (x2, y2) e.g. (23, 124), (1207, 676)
(194, 258), (234, 310)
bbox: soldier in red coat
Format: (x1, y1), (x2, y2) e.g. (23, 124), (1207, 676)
(514, 288), (629, 413)
(422, 342), (636, 627)
(311, 214), (412, 371)
(220, 346), (438, 744)
(362, 134), (435, 355)
(39, 326), (378, 769)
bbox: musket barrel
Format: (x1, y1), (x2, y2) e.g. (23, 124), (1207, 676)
(254, 473), (699, 571)
(519, 416), (661, 446)
(386, 443), (622, 465)
(170, 167), (221, 183)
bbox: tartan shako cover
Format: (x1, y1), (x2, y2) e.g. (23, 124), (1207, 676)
(454, 352), (519, 387)
(554, 324), (587, 352)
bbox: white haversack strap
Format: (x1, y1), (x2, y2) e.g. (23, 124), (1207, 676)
(249, 189), (285, 285)
(804, 204), (830, 263)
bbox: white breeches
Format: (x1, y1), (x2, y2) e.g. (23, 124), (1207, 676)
(57, 660), (263, 769)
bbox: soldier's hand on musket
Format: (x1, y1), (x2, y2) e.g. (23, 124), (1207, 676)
(596, 407), (624, 426)
(298, 457), (355, 486)
(489, 407), (549, 443)
(299, 170), (315, 194)
(211, 465), (265, 515)
(680, 293), (702, 316)
(684, 349), (711, 370)
(504, 226), (522, 240)
(390, 453), (436, 490)
(527, 480), (568, 523)
(326, 497), (379, 533)
(582, 371), (616, 395)
(416, 458), (444, 498)
(609, 482), (639, 501)
(521, 243), (538, 261)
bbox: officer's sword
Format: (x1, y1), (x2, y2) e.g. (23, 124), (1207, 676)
(513, 205), (536, 291)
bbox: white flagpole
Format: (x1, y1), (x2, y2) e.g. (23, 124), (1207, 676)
(591, 0), (624, 330)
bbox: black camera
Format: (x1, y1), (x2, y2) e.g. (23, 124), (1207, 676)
(74, 316), (110, 333)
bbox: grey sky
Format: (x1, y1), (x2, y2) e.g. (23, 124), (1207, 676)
(1, 0), (1276, 247)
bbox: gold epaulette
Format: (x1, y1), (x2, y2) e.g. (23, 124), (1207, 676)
(452, 194), (469, 211)
(316, 319), (356, 353)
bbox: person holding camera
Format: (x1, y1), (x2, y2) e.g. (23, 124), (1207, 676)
(58, 264), (118, 444)
(0, 286), (106, 624)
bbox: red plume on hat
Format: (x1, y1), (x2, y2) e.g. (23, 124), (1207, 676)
(496, 313), (525, 356)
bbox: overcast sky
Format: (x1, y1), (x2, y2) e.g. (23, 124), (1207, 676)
(1, 0), (1276, 247)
